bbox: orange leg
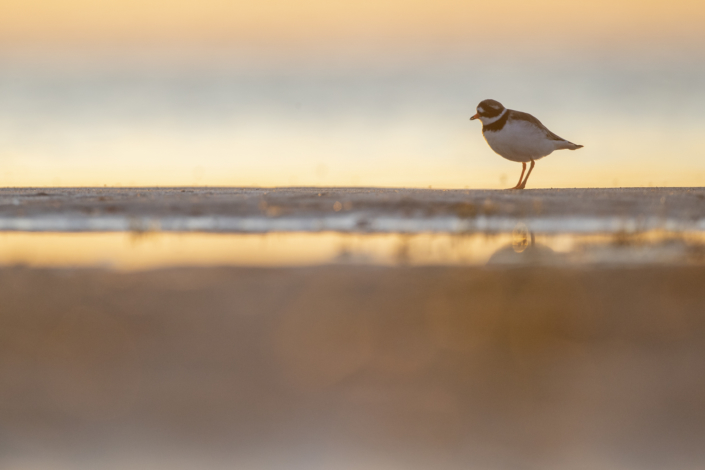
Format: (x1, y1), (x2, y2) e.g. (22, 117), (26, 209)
(517, 159), (535, 189)
(509, 162), (527, 190)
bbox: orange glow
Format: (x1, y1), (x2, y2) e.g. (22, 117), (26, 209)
(0, 232), (515, 269)
(1, 0), (704, 49)
(3, 230), (705, 269)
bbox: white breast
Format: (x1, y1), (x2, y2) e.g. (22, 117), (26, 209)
(484, 120), (557, 163)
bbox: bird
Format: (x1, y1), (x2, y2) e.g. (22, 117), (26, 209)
(470, 99), (583, 189)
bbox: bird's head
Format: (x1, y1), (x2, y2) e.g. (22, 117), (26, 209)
(470, 99), (506, 125)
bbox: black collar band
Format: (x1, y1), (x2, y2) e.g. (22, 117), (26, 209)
(482, 110), (509, 133)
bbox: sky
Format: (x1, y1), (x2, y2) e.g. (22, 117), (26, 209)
(0, 0), (704, 188)
(2, 1), (704, 47)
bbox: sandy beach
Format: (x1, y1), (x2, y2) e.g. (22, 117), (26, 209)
(1, 187), (705, 235)
(2, 187), (705, 222)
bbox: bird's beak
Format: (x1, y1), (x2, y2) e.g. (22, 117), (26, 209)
(470, 113), (480, 121)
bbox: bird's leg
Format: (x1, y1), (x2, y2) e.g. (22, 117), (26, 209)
(518, 159), (535, 189)
(509, 163), (527, 190)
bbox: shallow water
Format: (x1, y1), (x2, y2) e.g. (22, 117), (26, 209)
(2, 228), (705, 269)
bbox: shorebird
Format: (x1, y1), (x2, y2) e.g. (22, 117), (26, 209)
(470, 99), (583, 189)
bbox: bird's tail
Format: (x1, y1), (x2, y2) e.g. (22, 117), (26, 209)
(556, 141), (583, 151)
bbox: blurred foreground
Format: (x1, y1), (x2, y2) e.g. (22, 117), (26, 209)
(2, 265), (705, 469)
(2, 187), (705, 469)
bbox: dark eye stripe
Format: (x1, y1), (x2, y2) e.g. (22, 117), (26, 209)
(480, 107), (502, 118)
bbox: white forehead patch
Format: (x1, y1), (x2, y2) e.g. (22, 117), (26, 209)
(478, 107), (484, 113)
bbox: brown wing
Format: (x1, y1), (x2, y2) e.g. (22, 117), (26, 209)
(508, 110), (567, 142)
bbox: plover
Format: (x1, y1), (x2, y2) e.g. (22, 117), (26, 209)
(470, 99), (583, 189)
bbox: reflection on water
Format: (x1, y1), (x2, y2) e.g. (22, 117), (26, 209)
(2, 228), (705, 269)
(486, 223), (559, 265)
